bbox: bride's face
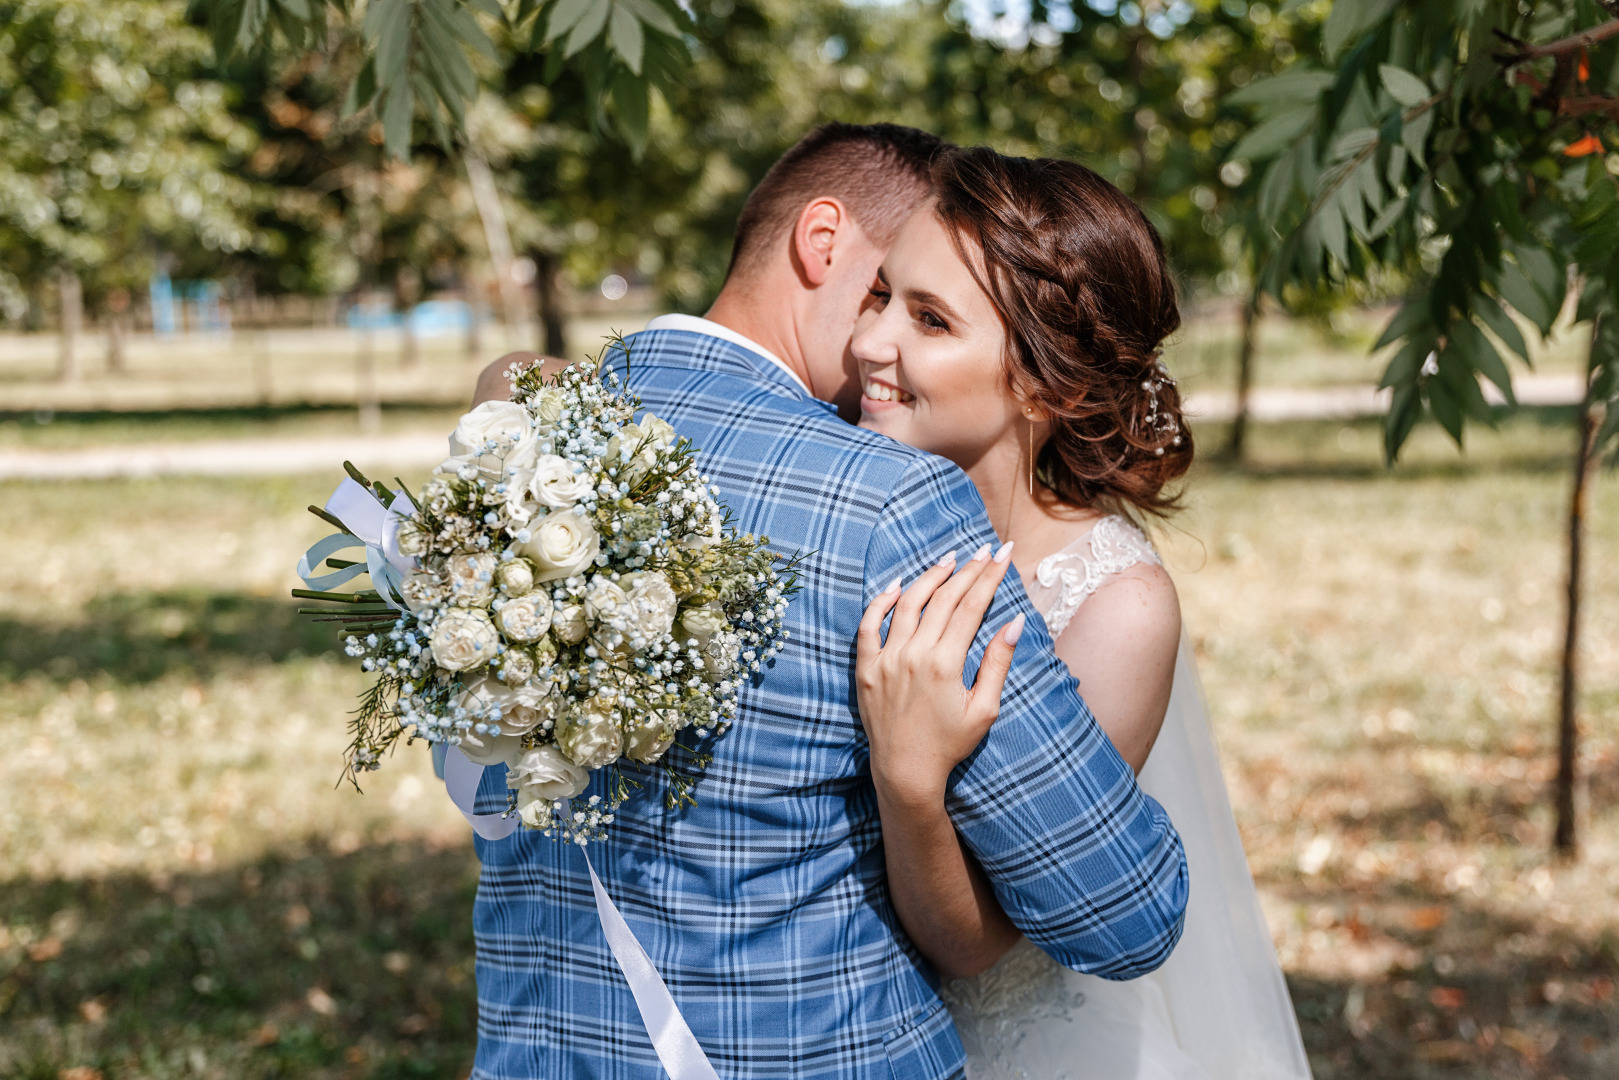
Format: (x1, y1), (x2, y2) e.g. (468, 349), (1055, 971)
(850, 209), (1021, 468)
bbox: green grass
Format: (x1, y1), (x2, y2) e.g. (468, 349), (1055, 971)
(2, 415), (1617, 1079)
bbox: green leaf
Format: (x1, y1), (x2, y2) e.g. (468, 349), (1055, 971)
(609, 68), (649, 158)
(1448, 316), (1515, 405)
(1435, 348), (1494, 425)
(1367, 192), (1406, 239)
(1374, 300), (1429, 353)
(382, 80), (415, 160)
(1317, 190), (1349, 266)
(1426, 378), (1464, 445)
(1380, 333), (1434, 389)
(465, 0), (504, 18)
(1229, 107), (1315, 163)
(371, 0), (413, 90)
(1226, 70), (1335, 113)
(1329, 127), (1378, 164)
(343, 55), (379, 116)
(1469, 291), (1529, 364)
(1401, 108), (1433, 168)
(1323, 0), (1398, 61)
(1384, 383), (1422, 461)
(1495, 258), (1556, 332)
(608, 3), (644, 75)
(565, 0), (611, 57)
(546, 0), (592, 42)
(1257, 157), (1296, 226)
(1379, 64), (1431, 108)
(618, 0), (683, 38)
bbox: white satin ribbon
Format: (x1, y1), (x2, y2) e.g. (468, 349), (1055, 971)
(295, 478), (415, 609)
(441, 746), (719, 1080)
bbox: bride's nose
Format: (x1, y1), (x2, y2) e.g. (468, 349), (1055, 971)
(850, 309), (899, 368)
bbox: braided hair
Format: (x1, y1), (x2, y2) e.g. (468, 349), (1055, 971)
(931, 146), (1191, 519)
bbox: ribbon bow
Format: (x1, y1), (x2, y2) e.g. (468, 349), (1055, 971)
(296, 478), (416, 608)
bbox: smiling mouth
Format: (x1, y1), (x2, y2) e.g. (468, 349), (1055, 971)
(863, 381), (915, 403)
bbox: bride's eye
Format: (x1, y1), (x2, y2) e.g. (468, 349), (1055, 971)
(919, 310), (949, 332)
(867, 286), (891, 304)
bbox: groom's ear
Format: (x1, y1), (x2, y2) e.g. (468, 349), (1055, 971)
(791, 197), (849, 287)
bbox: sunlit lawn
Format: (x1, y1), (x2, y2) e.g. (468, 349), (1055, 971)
(1, 412), (1616, 1079)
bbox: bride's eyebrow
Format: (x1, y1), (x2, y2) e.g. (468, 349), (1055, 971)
(903, 287), (963, 325)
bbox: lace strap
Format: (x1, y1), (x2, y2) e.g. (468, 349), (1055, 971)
(1033, 516), (1160, 638)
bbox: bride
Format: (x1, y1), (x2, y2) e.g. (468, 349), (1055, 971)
(851, 147), (1313, 1080)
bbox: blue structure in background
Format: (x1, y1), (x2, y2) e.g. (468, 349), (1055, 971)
(148, 275), (231, 335)
(149, 273), (177, 336)
(345, 298), (476, 335)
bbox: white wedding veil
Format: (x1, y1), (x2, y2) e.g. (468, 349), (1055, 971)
(948, 631), (1313, 1080)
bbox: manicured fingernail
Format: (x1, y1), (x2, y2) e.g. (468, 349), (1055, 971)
(882, 576), (902, 595)
(1001, 613), (1026, 646)
(970, 542), (992, 562)
(993, 541), (1015, 564)
(937, 549), (957, 567)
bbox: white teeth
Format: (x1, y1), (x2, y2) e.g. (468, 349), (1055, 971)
(864, 382), (913, 403)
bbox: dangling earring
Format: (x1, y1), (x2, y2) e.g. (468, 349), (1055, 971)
(1026, 411), (1036, 496)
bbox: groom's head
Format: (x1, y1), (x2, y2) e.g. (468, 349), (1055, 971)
(709, 122), (944, 419)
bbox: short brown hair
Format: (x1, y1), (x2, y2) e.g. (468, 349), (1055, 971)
(726, 123), (944, 280)
(932, 146), (1190, 519)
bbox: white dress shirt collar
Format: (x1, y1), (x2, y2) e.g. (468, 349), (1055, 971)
(643, 313), (813, 397)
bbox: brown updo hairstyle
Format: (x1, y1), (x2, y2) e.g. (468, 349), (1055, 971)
(931, 146), (1191, 520)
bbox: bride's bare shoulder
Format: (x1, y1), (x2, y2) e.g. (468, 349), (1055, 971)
(471, 351), (572, 406)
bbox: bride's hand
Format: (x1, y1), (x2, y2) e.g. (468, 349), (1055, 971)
(857, 542), (1024, 808)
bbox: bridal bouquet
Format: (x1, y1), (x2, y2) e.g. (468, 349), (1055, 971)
(294, 354), (797, 842)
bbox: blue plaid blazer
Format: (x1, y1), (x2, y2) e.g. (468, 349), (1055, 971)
(470, 329), (1189, 1079)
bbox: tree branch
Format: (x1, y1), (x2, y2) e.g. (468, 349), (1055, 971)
(1512, 18), (1619, 62)
(1562, 94), (1619, 120)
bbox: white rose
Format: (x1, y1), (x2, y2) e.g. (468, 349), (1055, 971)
(640, 415), (677, 448)
(624, 572), (678, 639)
(605, 423), (660, 486)
(396, 521), (429, 558)
(457, 728), (525, 768)
(682, 504), (724, 549)
(441, 400), (538, 479)
(584, 576), (630, 624)
(427, 608), (499, 672)
(498, 648), (536, 686)
(516, 786), (555, 829)
(527, 454), (594, 509)
(552, 603), (587, 644)
(496, 558), (536, 596)
(495, 592), (553, 642)
(677, 604), (726, 647)
(555, 702), (622, 770)
(508, 743), (589, 802)
(520, 510), (601, 582)
(445, 552), (498, 608)
(623, 711), (677, 765)
(400, 568), (448, 612)
(531, 387), (566, 431)
(503, 468), (540, 524)
(501, 694), (559, 736)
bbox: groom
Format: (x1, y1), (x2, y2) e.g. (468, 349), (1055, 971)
(467, 123), (1188, 1078)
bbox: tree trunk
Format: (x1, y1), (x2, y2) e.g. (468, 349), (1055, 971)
(463, 147), (526, 346)
(106, 314), (126, 374)
(462, 261), (482, 358)
(57, 266), (83, 383)
(1554, 318), (1603, 855)
(534, 249), (567, 358)
(1226, 292), (1260, 460)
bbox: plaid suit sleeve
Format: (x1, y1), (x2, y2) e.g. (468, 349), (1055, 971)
(863, 454), (1189, 978)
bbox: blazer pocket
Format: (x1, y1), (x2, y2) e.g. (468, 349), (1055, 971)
(882, 998), (965, 1080)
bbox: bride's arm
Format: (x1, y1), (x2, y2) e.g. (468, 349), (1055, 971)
(1051, 565), (1181, 773)
(857, 546), (1025, 979)
(471, 351), (567, 405)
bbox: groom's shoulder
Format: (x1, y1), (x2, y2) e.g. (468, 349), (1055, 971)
(617, 330), (962, 496)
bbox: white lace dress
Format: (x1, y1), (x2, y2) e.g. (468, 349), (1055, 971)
(941, 516), (1313, 1080)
